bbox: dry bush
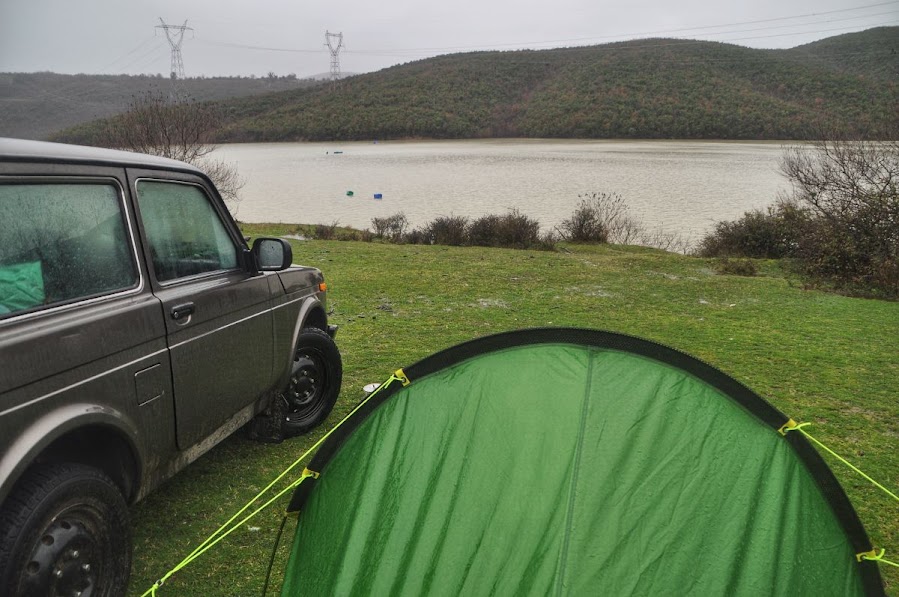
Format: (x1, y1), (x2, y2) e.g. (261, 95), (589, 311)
(314, 221), (340, 240)
(696, 200), (811, 259)
(493, 209), (541, 249)
(467, 214), (502, 247)
(714, 258), (758, 277)
(419, 215), (468, 246)
(371, 213), (409, 242)
(558, 192), (643, 244)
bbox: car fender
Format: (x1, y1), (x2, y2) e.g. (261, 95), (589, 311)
(0, 403), (143, 506)
(276, 296), (327, 388)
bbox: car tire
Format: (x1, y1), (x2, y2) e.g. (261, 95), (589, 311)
(282, 327), (343, 438)
(0, 462), (131, 597)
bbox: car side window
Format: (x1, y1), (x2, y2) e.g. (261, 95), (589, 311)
(0, 182), (138, 318)
(136, 180), (238, 282)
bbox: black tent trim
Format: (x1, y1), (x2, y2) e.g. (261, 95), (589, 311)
(287, 328), (884, 594)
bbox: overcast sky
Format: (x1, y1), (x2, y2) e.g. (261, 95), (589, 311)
(1, 0), (895, 78)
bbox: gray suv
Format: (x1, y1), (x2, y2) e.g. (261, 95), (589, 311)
(0, 138), (342, 596)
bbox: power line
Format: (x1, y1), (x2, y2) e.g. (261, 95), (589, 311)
(348, 14), (899, 56)
(345, 22), (899, 60)
(704, 10), (897, 38)
(96, 37), (159, 73)
(346, 1), (898, 55)
(112, 40), (169, 74)
(123, 45), (172, 75)
(193, 38), (323, 54)
(187, 4), (895, 65)
(192, 20), (893, 63)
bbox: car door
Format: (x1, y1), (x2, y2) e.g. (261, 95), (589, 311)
(130, 173), (274, 449)
(0, 170), (177, 488)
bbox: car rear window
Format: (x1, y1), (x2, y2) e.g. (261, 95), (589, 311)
(0, 182), (138, 318)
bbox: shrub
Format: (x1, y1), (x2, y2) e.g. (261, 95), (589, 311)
(314, 221), (339, 240)
(404, 228), (427, 245)
(371, 212), (409, 242)
(793, 212), (899, 297)
(558, 196), (609, 243)
(374, 210), (551, 251)
(420, 215), (468, 246)
(535, 230), (558, 251)
(697, 201), (811, 259)
(336, 229), (361, 241)
(558, 192), (643, 244)
(493, 209), (541, 249)
(714, 258), (758, 277)
(467, 214), (502, 247)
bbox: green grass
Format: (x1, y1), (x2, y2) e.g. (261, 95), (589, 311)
(127, 234), (899, 596)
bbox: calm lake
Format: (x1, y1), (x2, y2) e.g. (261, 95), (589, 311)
(215, 139), (793, 245)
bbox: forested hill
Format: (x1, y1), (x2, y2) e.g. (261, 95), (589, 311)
(209, 28), (896, 141)
(0, 73), (321, 140)
(785, 27), (898, 81)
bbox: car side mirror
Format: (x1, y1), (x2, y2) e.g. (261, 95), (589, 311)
(251, 238), (293, 271)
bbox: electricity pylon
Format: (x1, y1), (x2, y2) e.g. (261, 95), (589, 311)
(325, 31), (344, 80)
(156, 18), (192, 80)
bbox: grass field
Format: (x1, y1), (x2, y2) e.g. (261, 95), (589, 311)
(127, 231), (898, 595)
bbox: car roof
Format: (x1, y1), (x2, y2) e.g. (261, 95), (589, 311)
(0, 137), (203, 173)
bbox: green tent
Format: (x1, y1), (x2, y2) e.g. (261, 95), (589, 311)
(281, 329), (884, 595)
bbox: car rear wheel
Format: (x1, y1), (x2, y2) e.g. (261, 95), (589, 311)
(0, 462), (131, 597)
(282, 327), (343, 438)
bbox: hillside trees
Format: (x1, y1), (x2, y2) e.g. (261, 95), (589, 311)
(49, 29), (898, 144)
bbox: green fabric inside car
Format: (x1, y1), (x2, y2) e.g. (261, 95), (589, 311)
(0, 260), (45, 314)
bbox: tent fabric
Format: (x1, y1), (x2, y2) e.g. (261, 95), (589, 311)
(281, 329), (884, 596)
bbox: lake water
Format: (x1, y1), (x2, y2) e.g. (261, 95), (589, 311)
(215, 139), (793, 245)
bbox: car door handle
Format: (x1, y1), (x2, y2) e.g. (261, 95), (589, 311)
(171, 303), (195, 321)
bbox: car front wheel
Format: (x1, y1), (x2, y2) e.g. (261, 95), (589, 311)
(282, 327), (343, 438)
(0, 462), (131, 597)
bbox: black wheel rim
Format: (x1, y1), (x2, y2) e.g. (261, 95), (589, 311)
(285, 347), (328, 424)
(19, 505), (106, 597)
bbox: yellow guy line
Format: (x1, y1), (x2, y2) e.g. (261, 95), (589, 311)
(779, 419), (898, 503)
(142, 371), (408, 596)
(780, 419), (899, 572)
(857, 549), (899, 568)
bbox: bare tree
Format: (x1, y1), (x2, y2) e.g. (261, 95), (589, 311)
(781, 137), (898, 224)
(780, 132), (898, 296)
(194, 156), (243, 211)
(100, 92), (244, 214)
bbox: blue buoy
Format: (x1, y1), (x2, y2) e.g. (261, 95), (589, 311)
(373, 193), (383, 200)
